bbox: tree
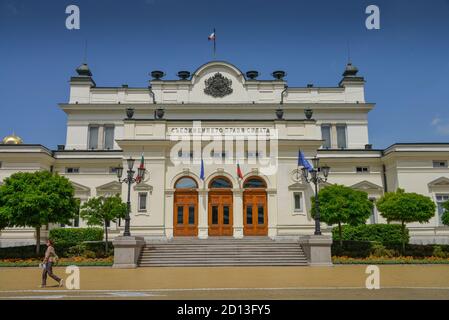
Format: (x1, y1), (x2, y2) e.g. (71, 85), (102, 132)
(376, 188), (436, 252)
(80, 195), (126, 252)
(0, 171), (78, 254)
(441, 201), (449, 227)
(311, 184), (373, 246)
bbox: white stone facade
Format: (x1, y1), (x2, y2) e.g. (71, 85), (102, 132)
(1, 61), (448, 246)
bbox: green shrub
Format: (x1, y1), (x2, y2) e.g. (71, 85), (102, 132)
(49, 227), (103, 244)
(432, 245), (447, 258)
(83, 250), (97, 259)
(332, 224), (409, 245)
(370, 243), (397, 258)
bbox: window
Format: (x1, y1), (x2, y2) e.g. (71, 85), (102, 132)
(433, 160), (448, 168)
(209, 177), (232, 189)
(243, 177), (266, 188)
(293, 192), (303, 212)
(178, 150), (193, 159)
(0, 161), (2, 169)
(109, 167), (118, 174)
(356, 167), (369, 174)
(104, 125), (115, 150)
(175, 177), (198, 189)
(336, 124), (347, 149)
(65, 167), (79, 174)
(88, 126), (99, 150)
(321, 125), (331, 149)
(246, 151), (261, 159)
(436, 194), (449, 225)
(138, 192), (147, 212)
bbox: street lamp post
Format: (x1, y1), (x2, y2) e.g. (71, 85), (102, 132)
(115, 157), (146, 237)
(301, 157), (330, 236)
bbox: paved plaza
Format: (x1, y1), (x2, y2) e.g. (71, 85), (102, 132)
(1, 265), (449, 299)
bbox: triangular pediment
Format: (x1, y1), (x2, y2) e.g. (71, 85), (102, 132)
(428, 177), (449, 187)
(96, 181), (122, 192)
(134, 182), (153, 192)
(71, 181), (91, 193)
(288, 182), (307, 190)
(351, 180), (383, 191)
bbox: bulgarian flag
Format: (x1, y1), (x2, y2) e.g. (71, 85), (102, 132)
(237, 162), (243, 180)
(208, 30), (216, 41)
(139, 153), (145, 169)
(208, 28), (216, 57)
(137, 153), (145, 182)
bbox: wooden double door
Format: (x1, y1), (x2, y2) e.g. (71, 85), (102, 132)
(173, 191), (198, 236)
(208, 192), (233, 236)
(243, 191), (268, 236)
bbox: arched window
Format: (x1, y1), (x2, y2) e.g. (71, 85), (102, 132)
(243, 177), (266, 188)
(209, 177), (232, 189)
(175, 177), (198, 189)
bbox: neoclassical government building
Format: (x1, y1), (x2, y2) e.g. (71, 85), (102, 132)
(1, 60), (448, 247)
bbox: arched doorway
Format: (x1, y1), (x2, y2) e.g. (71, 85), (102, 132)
(208, 176), (233, 236)
(243, 177), (268, 236)
(173, 177), (198, 237)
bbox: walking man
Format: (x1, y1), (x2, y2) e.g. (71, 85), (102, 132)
(40, 239), (63, 288)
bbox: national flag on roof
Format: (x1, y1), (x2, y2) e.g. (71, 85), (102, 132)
(298, 150), (313, 172)
(208, 31), (215, 41)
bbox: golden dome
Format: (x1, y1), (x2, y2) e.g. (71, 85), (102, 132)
(2, 134), (23, 145)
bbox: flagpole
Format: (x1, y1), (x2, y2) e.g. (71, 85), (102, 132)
(213, 28), (216, 59)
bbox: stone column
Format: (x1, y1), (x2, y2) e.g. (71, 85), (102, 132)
(198, 189), (209, 239)
(233, 189), (244, 239)
(267, 188), (277, 239)
(164, 190), (174, 239)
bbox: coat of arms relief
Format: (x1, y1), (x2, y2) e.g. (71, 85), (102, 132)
(204, 72), (233, 98)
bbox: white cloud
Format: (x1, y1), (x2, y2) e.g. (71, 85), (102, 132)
(431, 116), (449, 135)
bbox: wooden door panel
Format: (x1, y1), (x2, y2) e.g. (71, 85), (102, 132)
(208, 192), (233, 236)
(174, 192), (198, 236)
(243, 191), (268, 236)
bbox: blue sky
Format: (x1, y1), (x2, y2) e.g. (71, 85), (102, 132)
(1, 0), (448, 149)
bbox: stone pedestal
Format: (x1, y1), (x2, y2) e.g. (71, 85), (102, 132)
(112, 236), (145, 268)
(299, 235), (333, 266)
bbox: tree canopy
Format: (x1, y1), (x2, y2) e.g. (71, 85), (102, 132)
(0, 171), (78, 253)
(376, 188), (436, 251)
(311, 184), (373, 245)
(376, 189), (436, 224)
(80, 194), (126, 251)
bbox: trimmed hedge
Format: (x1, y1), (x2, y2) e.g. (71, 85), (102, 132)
(0, 241), (113, 259)
(49, 227), (103, 243)
(331, 241), (449, 258)
(0, 245), (44, 259)
(332, 224), (409, 245)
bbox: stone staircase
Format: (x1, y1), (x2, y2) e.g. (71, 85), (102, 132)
(138, 237), (309, 267)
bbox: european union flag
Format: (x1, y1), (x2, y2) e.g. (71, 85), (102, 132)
(200, 159), (205, 180)
(298, 150), (313, 172)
